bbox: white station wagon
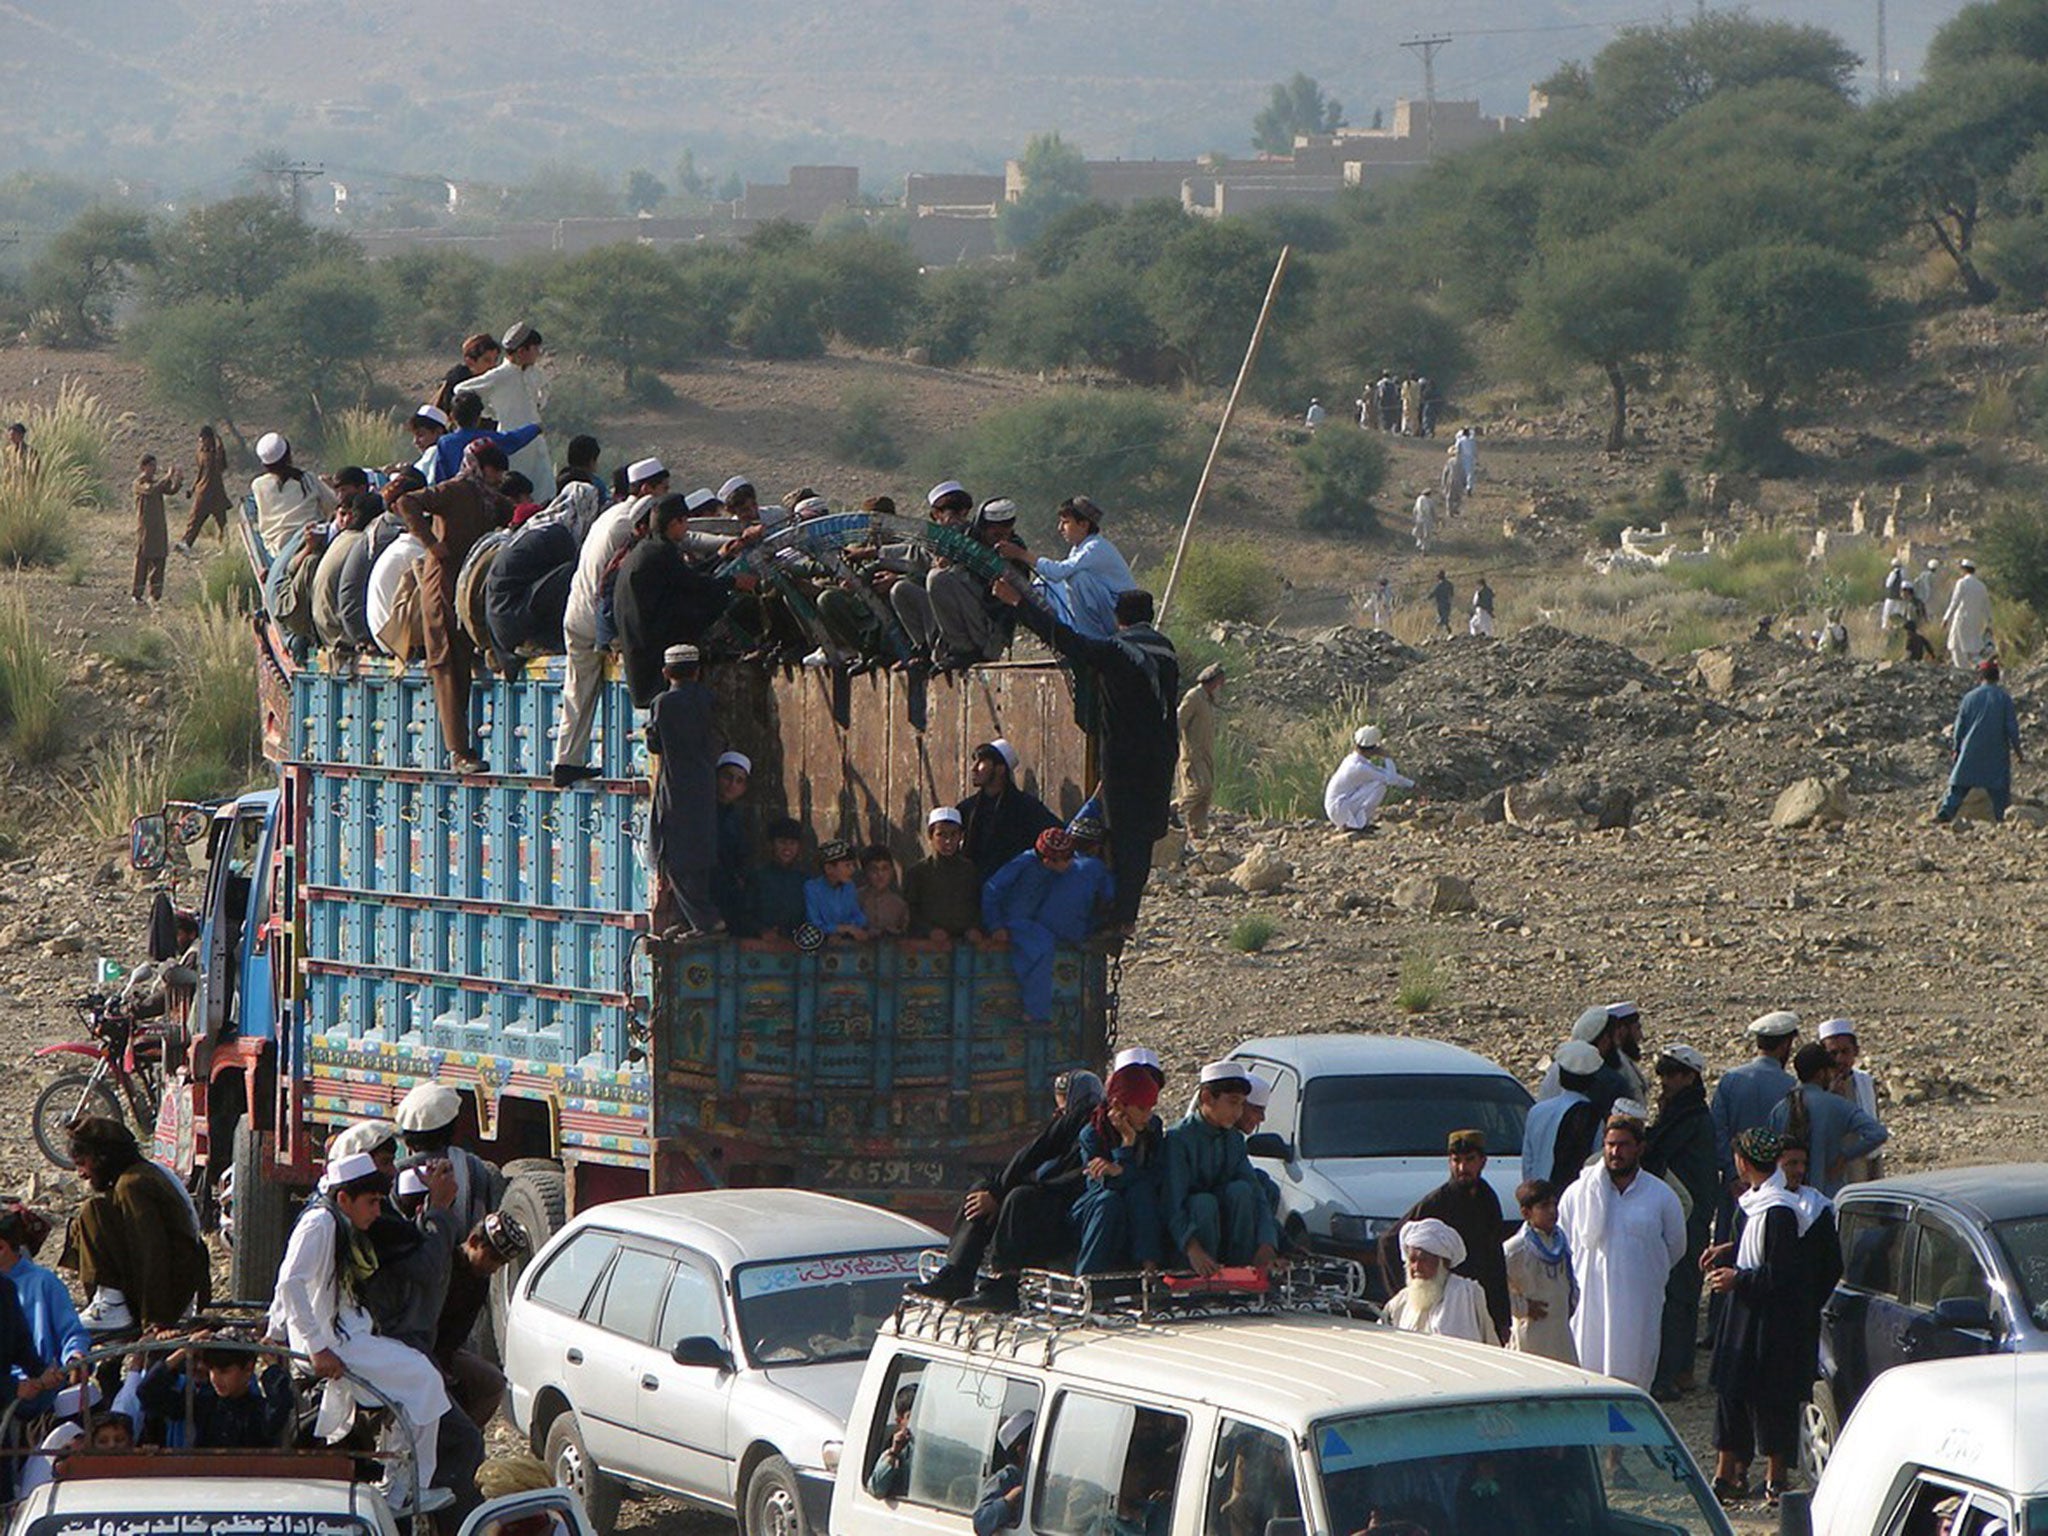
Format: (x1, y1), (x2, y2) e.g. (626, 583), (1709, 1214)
(504, 1189), (940, 1536)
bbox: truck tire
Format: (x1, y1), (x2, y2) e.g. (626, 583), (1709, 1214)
(744, 1454), (809, 1536)
(488, 1160), (567, 1362)
(544, 1409), (622, 1533)
(228, 1118), (293, 1307)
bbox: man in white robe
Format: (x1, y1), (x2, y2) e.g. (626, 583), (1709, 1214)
(1324, 726), (1414, 832)
(269, 1152), (449, 1513)
(1455, 426), (1478, 493)
(551, 458), (667, 785)
(453, 321), (552, 489)
(1411, 490), (1437, 552)
(1942, 559), (1992, 669)
(1557, 1110), (1685, 1387)
(1382, 1218), (1495, 1344)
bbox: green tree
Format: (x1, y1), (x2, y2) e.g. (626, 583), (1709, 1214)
(811, 231), (922, 349)
(999, 133), (1090, 251)
(1253, 73), (1343, 154)
(733, 260), (830, 359)
(984, 265), (1161, 380)
(1584, 13), (1858, 136)
(541, 245), (701, 389)
(1979, 501), (2048, 615)
(130, 300), (259, 446)
(911, 266), (1006, 366)
(1294, 430), (1390, 533)
(379, 248), (491, 351)
(502, 162), (621, 220)
(1145, 220), (1286, 385)
(258, 260), (388, 395)
(151, 195), (323, 307)
(625, 169), (668, 215)
(1023, 201), (1119, 278)
(1927, 0), (2048, 73)
(932, 389), (1195, 514)
(26, 207), (153, 345)
(1302, 257), (1470, 391)
(1686, 240), (1904, 471)
(1518, 238), (1687, 453)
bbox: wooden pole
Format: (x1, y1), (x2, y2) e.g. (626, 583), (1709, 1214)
(1158, 244), (1292, 627)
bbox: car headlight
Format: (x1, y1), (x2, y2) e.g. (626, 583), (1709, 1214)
(1328, 1214), (1397, 1246)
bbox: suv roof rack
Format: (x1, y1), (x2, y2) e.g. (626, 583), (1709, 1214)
(893, 1260), (1375, 1365)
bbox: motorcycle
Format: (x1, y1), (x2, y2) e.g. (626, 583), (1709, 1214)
(30, 992), (167, 1170)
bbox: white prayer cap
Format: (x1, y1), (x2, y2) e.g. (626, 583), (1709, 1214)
(927, 480), (966, 507)
(397, 1167), (428, 1199)
(680, 488), (718, 514)
(718, 475), (752, 502)
(1747, 1010), (1800, 1040)
(1570, 1005), (1613, 1043)
(663, 644), (700, 667)
(319, 1150), (381, 1192)
(717, 751), (752, 775)
(1657, 1043), (1708, 1075)
(926, 806), (963, 829)
(501, 319), (540, 351)
(411, 404), (451, 429)
(626, 457), (667, 486)
(1606, 1001), (1640, 1022)
(974, 738), (1020, 774)
(1960, 559), (1977, 571)
(1817, 1018), (1858, 1042)
(1555, 1040), (1604, 1077)
(51, 1382), (103, 1419)
(1926, 558), (1940, 568)
(395, 1080), (462, 1133)
(1353, 725), (1382, 750)
(793, 495), (830, 518)
(979, 497), (1017, 524)
(1198, 1059), (1254, 1091)
(256, 432), (290, 466)
(997, 1410), (1036, 1450)
(1400, 1216), (1466, 1267)
(330, 1119), (399, 1160)
(1112, 1046), (1165, 1081)
(1609, 1098), (1650, 1123)
(1242, 1069), (1272, 1109)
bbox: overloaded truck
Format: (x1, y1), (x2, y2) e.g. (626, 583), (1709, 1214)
(131, 503), (1113, 1308)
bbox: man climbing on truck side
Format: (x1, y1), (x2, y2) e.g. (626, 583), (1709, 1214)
(395, 1083), (506, 1236)
(648, 643), (723, 937)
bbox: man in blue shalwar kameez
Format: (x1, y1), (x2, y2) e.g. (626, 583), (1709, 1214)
(1935, 659), (2023, 822)
(982, 828), (1112, 1020)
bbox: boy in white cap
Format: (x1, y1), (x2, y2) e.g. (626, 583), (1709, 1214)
(453, 322), (552, 488)
(1323, 725), (1414, 832)
(973, 1410), (1035, 1536)
(395, 1082), (506, 1235)
(553, 457), (668, 786)
(1162, 1062), (1279, 1275)
(249, 432), (339, 555)
(269, 1152), (451, 1513)
(904, 807), (986, 942)
(1383, 1217), (1495, 1344)
(713, 752), (756, 934)
(647, 643), (721, 937)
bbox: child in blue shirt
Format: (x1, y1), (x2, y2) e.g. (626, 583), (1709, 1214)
(804, 839), (870, 940)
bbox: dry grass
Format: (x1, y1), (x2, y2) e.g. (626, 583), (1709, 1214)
(74, 733), (180, 841)
(0, 585), (66, 763)
(321, 406), (400, 472)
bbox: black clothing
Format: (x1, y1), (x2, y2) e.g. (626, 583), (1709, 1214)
(1793, 1206), (1842, 1388)
(614, 540), (734, 707)
(1646, 1080), (1720, 1390)
(360, 1208), (460, 1355)
(956, 785), (1060, 882)
(138, 1358), (294, 1448)
(335, 513), (403, 651)
(714, 803), (757, 936)
(1383, 1179), (1511, 1338)
(435, 1255), (493, 1369)
(934, 1098), (1095, 1288)
(648, 681), (718, 882)
(486, 518), (577, 655)
(1550, 1099), (1603, 1195)
(1430, 578), (1454, 626)
(1709, 1203), (1805, 1459)
(1012, 604), (1179, 927)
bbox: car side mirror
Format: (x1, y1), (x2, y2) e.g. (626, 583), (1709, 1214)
(130, 814), (168, 873)
(1932, 1296), (1996, 1336)
(1246, 1132), (1295, 1163)
(672, 1335), (733, 1371)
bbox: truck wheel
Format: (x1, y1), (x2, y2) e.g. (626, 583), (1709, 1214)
(745, 1454), (809, 1536)
(488, 1161), (567, 1362)
(544, 1410), (621, 1533)
(228, 1118), (293, 1307)
(33, 1075), (120, 1169)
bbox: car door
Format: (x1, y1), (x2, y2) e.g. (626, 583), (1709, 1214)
(1830, 1198), (1916, 1413)
(578, 1240), (678, 1482)
(1903, 1210), (2004, 1366)
(631, 1245), (735, 1505)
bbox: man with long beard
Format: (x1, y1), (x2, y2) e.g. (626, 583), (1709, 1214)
(1382, 1219), (1495, 1344)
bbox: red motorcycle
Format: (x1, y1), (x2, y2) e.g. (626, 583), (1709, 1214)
(31, 992), (167, 1169)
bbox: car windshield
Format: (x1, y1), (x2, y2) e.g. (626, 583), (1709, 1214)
(2026, 1495), (2048, 1536)
(1314, 1397), (1727, 1536)
(1300, 1074), (1530, 1159)
(1992, 1216), (2048, 1328)
(733, 1248), (925, 1366)
(27, 1517), (377, 1536)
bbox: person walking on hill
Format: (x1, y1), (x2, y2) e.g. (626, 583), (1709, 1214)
(1377, 371), (1400, 432)
(1942, 558), (1993, 669)
(1400, 374), (1422, 436)
(1304, 398), (1326, 432)
(1176, 663), (1225, 841)
(1469, 576), (1497, 638)
(1440, 447), (1465, 519)
(1411, 488), (1437, 552)
(175, 425), (231, 555)
(1429, 570), (1454, 637)
(131, 453), (182, 606)
(1935, 658), (2023, 822)
(1455, 425), (1478, 494)
(1364, 576), (1394, 631)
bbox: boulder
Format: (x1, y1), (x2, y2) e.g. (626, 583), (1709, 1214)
(1692, 648), (1739, 696)
(1229, 844), (1293, 896)
(1150, 828), (1188, 870)
(1770, 776), (1850, 830)
(1393, 873), (1477, 914)
(1504, 778), (1577, 829)
(1595, 786), (1636, 830)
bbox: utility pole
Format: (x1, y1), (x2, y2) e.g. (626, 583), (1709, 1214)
(1401, 36), (1452, 161)
(1875, 0), (1889, 96)
(277, 161), (325, 220)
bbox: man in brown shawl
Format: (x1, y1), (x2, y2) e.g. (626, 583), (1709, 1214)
(64, 1117), (207, 1331)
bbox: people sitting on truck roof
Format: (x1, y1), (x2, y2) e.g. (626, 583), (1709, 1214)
(1162, 1063), (1281, 1277)
(805, 839), (872, 942)
(338, 473), (419, 654)
(924, 492), (1022, 671)
(251, 431), (340, 554)
(553, 456), (669, 788)
(366, 515), (429, 660)
(486, 480), (600, 661)
(748, 816), (811, 940)
(1070, 1049), (1169, 1276)
(904, 807), (986, 944)
(983, 828), (1113, 1023)
(65, 1116), (209, 1334)
(648, 644), (723, 938)
(554, 433), (604, 502)
(137, 1336), (296, 1449)
(618, 494), (758, 706)
(914, 1065), (1104, 1308)
(312, 496), (382, 650)
(996, 496), (1136, 643)
(452, 321), (553, 490)
(957, 739), (1060, 880)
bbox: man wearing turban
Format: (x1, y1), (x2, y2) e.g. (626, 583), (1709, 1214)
(1382, 1219), (1496, 1344)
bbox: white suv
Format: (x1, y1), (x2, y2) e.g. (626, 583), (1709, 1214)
(504, 1189), (940, 1536)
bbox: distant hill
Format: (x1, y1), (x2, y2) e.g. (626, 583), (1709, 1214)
(0, 0), (1974, 198)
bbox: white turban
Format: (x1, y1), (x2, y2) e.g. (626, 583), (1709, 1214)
(1401, 1217), (1466, 1267)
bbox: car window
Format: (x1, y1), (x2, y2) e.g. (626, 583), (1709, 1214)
(1206, 1419), (1302, 1536)
(1299, 1073), (1528, 1159)
(1840, 1203), (1912, 1299)
(1035, 1393), (1188, 1536)
(595, 1245), (674, 1342)
(1888, 1477), (2012, 1536)
(1251, 1064), (1301, 1141)
(866, 1355), (1040, 1514)
(1911, 1218), (1990, 1312)
(1992, 1216), (2048, 1331)
(527, 1229), (620, 1316)
(658, 1256), (725, 1346)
